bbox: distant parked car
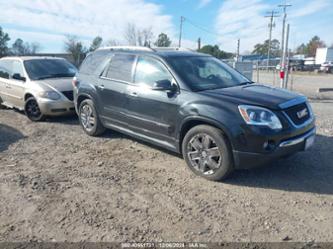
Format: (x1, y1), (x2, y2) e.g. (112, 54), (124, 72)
(320, 61), (333, 73)
(0, 57), (77, 121)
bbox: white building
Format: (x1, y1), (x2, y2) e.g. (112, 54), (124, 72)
(315, 48), (333, 65)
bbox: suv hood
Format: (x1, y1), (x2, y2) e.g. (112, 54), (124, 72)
(35, 78), (73, 92)
(201, 84), (303, 110)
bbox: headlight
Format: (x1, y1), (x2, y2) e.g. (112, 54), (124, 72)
(238, 105), (282, 130)
(38, 91), (60, 100)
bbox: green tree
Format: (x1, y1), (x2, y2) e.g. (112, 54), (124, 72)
(64, 35), (87, 66)
(198, 45), (233, 59)
(0, 26), (10, 57)
(154, 33), (172, 47)
(89, 36), (103, 52)
(295, 43), (307, 55)
(252, 39), (280, 57)
(306, 36), (326, 57)
(11, 38), (40, 55)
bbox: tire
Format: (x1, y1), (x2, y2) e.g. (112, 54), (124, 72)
(78, 99), (105, 136)
(24, 97), (45, 121)
(182, 125), (234, 181)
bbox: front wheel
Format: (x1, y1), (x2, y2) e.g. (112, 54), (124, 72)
(24, 97), (45, 121)
(182, 125), (234, 181)
(79, 99), (105, 136)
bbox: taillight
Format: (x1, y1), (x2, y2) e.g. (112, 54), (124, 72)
(72, 77), (79, 88)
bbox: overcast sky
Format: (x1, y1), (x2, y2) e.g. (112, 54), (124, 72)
(0, 0), (332, 53)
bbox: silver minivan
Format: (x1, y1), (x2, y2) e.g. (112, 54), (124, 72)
(0, 56), (77, 121)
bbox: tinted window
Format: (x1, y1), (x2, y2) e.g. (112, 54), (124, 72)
(134, 57), (173, 87)
(105, 54), (135, 82)
(166, 56), (250, 91)
(0, 60), (11, 79)
(80, 50), (110, 75)
(24, 59), (77, 80)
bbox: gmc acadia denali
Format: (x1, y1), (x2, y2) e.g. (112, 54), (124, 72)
(73, 47), (316, 181)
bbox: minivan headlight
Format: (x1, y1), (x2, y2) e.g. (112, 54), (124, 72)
(38, 91), (60, 100)
(238, 105), (282, 130)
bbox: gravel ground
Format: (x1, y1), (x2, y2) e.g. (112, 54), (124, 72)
(256, 71), (333, 100)
(0, 100), (333, 242)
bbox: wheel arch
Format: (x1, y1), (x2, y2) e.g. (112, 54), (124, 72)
(178, 117), (234, 154)
(24, 93), (35, 101)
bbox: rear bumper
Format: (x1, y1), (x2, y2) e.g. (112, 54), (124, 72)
(38, 99), (75, 116)
(233, 127), (316, 169)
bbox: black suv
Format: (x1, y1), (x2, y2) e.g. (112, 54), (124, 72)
(73, 47), (316, 181)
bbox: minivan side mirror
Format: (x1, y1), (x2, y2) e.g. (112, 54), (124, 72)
(12, 73), (26, 82)
(152, 79), (176, 91)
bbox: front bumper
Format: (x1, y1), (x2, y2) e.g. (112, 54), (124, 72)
(37, 98), (75, 116)
(233, 127), (316, 169)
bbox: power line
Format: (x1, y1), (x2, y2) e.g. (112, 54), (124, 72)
(184, 17), (221, 37)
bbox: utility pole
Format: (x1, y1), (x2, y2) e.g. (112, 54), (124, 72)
(278, 2), (291, 88)
(197, 37), (201, 50)
(179, 16), (185, 48)
(284, 24), (290, 89)
(236, 39), (240, 62)
(264, 10), (279, 70)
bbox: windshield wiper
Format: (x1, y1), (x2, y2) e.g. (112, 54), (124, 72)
(34, 74), (74, 80)
(238, 81), (253, 86)
(34, 75), (54, 80)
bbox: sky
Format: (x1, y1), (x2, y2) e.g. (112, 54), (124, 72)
(0, 0), (332, 54)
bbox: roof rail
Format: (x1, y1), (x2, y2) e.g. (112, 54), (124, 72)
(98, 46), (155, 52)
(152, 47), (195, 52)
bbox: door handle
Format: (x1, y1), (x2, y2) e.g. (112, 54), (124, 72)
(5, 84), (11, 89)
(98, 85), (105, 90)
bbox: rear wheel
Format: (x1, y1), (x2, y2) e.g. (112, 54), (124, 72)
(79, 99), (105, 136)
(182, 125), (234, 181)
(24, 97), (45, 121)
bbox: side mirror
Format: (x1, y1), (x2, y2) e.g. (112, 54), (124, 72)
(152, 79), (176, 91)
(12, 73), (26, 82)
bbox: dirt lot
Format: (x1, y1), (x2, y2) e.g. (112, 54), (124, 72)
(1, 99), (333, 242)
(256, 71), (333, 100)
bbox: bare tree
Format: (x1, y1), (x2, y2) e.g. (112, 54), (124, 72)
(106, 39), (121, 46)
(124, 23), (137, 46)
(124, 23), (153, 46)
(64, 35), (87, 66)
(142, 27), (153, 47)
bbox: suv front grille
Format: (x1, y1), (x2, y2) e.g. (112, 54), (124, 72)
(284, 102), (310, 126)
(62, 91), (74, 101)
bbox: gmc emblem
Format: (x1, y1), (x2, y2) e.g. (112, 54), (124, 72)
(297, 108), (308, 119)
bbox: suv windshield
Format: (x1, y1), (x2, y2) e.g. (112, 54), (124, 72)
(166, 56), (250, 91)
(24, 59), (77, 80)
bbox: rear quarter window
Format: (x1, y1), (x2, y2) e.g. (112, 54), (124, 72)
(79, 50), (110, 75)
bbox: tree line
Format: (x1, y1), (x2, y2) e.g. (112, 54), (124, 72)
(0, 27), (41, 57)
(252, 36), (332, 58)
(2, 24), (331, 66)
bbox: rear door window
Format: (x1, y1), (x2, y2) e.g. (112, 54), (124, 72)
(104, 54), (136, 82)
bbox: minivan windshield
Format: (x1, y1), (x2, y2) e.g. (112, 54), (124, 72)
(166, 56), (251, 91)
(24, 59), (77, 80)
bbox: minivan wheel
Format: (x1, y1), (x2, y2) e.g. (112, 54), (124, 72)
(182, 125), (234, 181)
(79, 99), (105, 136)
(25, 97), (45, 121)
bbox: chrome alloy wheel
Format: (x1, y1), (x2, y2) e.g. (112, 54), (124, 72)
(187, 133), (222, 175)
(80, 104), (96, 132)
